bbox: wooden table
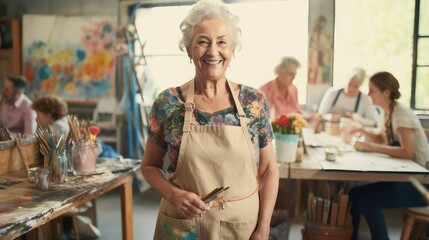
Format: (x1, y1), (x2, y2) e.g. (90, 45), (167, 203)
(277, 146), (429, 220)
(280, 147), (429, 182)
(0, 161), (139, 240)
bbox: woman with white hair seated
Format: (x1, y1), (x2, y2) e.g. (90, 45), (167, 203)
(318, 68), (380, 127)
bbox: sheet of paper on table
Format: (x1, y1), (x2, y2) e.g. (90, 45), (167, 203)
(318, 150), (429, 173)
(302, 128), (429, 173)
(301, 128), (354, 152)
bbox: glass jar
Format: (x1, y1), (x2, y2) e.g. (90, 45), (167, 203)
(48, 150), (68, 184)
(71, 142), (101, 175)
(35, 168), (49, 190)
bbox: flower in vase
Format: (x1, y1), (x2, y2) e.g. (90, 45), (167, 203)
(68, 115), (100, 146)
(272, 113), (308, 135)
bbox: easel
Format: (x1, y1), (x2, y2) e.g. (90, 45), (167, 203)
(116, 2), (149, 160)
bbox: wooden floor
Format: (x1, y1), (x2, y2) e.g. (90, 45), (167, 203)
(94, 188), (409, 240)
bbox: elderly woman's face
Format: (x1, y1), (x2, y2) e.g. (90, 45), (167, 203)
(188, 17), (234, 80)
(346, 77), (362, 96)
(277, 64), (298, 87)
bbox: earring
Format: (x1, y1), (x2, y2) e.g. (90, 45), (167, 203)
(190, 58), (192, 64)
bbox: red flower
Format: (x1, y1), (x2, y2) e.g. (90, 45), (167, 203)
(272, 114), (308, 134)
(273, 115), (291, 127)
(89, 126), (101, 136)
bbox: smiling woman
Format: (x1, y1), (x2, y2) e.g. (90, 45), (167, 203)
(140, 0), (279, 239)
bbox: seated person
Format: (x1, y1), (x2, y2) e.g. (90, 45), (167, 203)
(318, 68), (380, 127)
(32, 95), (70, 136)
(33, 95), (101, 238)
(260, 56), (303, 118)
(260, 57), (313, 233)
(348, 71), (429, 240)
(0, 76), (37, 138)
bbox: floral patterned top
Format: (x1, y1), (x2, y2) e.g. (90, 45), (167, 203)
(148, 84), (274, 173)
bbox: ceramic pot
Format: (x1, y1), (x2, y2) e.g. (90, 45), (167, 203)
(275, 134), (299, 163)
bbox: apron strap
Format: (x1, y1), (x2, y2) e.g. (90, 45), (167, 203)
(183, 79), (250, 132)
(227, 80), (250, 128)
(183, 79), (195, 132)
(331, 88), (343, 108)
(354, 91), (362, 112)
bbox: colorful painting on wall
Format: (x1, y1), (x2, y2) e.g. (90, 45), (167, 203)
(22, 15), (117, 101)
(307, 0), (334, 85)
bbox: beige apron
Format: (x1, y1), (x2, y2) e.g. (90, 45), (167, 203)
(154, 80), (260, 240)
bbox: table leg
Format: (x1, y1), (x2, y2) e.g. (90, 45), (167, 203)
(120, 175), (134, 240)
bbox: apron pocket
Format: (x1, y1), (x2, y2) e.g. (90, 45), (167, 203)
(157, 212), (199, 240)
(220, 217), (258, 240)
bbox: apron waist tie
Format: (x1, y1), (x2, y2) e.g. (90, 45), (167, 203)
(210, 185), (259, 209)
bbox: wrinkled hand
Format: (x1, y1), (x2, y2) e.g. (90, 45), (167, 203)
(354, 141), (370, 152)
(170, 190), (210, 219)
(250, 227), (269, 240)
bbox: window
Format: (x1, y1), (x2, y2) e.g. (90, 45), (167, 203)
(334, 0), (415, 106)
(412, 0), (429, 109)
(134, 0), (427, 110)
(134, 0), (309, 104)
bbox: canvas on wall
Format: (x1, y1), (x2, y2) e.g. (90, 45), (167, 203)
(305, 0), (335, 109)
(307, 0), (334, 85)
(22, 14), (117, 101)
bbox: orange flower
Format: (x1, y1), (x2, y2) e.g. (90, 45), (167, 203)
(272, 113), (308, 134)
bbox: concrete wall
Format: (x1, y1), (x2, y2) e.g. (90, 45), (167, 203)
(0, 0), (120, 17)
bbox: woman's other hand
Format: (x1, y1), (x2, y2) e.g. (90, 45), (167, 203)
(250, 227), (270, 240)
(354, 140), (371, 152)
(170, 190), (211, 219)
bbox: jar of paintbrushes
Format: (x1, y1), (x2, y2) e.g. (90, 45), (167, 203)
(35, 125), (68, 184)
(67, 115), (101, 175)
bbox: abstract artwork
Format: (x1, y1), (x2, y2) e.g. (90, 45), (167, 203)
(307, 0), (334, 85)
(22, 15), (117, 101)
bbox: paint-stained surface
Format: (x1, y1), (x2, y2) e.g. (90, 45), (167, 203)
(0, 158), (139, 238)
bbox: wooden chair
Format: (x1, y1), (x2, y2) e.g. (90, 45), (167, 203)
(401, 207), (429, 240)
(92, 96), (123, 155)
(401, 129), (429, 240)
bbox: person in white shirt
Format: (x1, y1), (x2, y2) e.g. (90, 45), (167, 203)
(349, 71), (429, 240)
(318, 68), (380, 127)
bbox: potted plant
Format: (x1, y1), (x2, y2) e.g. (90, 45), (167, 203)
(272, 113), (308, 163)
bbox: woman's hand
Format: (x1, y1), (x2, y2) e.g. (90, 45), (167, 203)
(169, 190), (211, 219)
(250, 227), (270, 240)
(354, 140), (371, 152)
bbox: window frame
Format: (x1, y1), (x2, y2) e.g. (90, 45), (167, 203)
(411, 0), (429, 111)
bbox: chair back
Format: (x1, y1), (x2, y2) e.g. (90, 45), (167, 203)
(92, 96), (119, 124)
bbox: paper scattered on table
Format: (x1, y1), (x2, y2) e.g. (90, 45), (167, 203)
(316, 149), (429, 173)
(302, 128), (354, 152)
